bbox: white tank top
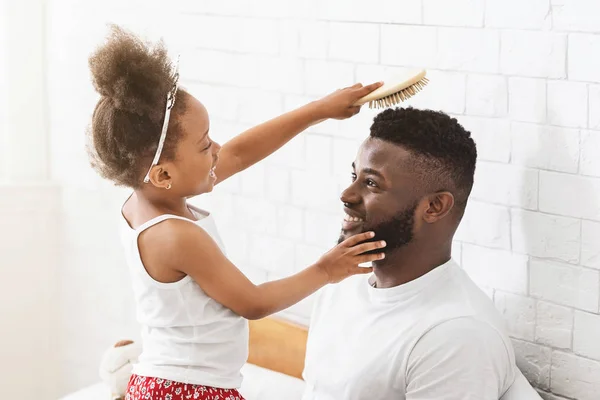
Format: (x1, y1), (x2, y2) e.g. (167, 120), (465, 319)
(120, 205), (249, 388)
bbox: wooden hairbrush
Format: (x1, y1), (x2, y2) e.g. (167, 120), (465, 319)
(354, 69), (429, 109)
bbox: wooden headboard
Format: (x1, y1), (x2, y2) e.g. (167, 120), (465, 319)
(247, 318), (309, 379)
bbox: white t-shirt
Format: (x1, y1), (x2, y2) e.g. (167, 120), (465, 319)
(120, 206), (249, 388)
(302, 259), (517, 400)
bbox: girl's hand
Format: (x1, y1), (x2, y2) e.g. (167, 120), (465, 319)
(315, 231), (386, 284)
(313, 82), (384, 120)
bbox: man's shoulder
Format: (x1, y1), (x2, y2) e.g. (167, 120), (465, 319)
(411, 316), (515, 373)
(406, 317), (517, 398)
(409, 266), (514, 359)
(424, 316), (509, 346)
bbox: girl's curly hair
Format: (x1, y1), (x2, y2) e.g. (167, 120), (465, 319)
(87, 25), (188, 188)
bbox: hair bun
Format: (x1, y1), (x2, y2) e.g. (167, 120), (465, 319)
(88, 25), (175, 119)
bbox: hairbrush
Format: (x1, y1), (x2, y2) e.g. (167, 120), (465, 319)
(354, 69), (429, 109)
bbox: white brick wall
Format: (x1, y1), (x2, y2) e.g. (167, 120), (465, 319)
(472, 162), (538, 210)
(266, 168), (290, 203)
(297, 21), (329, 59)
(511, 210), (581, 263)
(304, 210), (340, 247)
(380, 25), (437, 68)
(409, 70), (467, 114)
(552, 0), (600, 33)
(183, 50), (261, 88)
(486, 0), (552, 30)
(423, 0), (484, 27)
(547, 80), (588, 128)
(328, 22), (379, 63)
(551, 351), (600, 400)
(530, 259), (599, 312)
(510, 123), (580, 173)
(508, 77), (547, 124)
(456, 201), (511, 249)
(581, 221), (600, 269)
(539, 172), (600, 221)
(580, 130), (600, 177)
(257, 58), (304, 94)
(304, 59), (354, 96)
(573, 311), (600, 361)
(569, 34), (600, 83)
(458, 116), (511, 162)
(238, 90), (284, 125)
(43, 0), (600, 398)
(535, 301), (573, 349)
(589, 85), (600, 130)
(438, 28), (500, 73)
(500, 31), (566, 78)
(466, 74), (508, 117)
(316, 0), (422, 24)
(248, 234), (296, 275)
(295, 243), (330, 272)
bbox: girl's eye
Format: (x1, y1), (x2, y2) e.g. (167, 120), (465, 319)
(203, 141), (212, 151)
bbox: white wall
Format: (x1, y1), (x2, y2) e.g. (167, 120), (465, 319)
(42, 1), (600, 399)
(3, 0), (49, 181)
(0, 1), (61, 399)
(0, 1), (7, 180)
(0, 184), (61, 399)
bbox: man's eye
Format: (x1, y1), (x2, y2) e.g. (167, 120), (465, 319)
(351, 173), (357, 181)
(366, 179), (378, 188)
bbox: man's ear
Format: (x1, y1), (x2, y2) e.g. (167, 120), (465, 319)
(423, 192), (454, 223)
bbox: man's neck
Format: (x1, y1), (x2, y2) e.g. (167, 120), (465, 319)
(371, 241), (452, 288)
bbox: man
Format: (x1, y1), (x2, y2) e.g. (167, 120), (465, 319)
(302, 108), (538, 400)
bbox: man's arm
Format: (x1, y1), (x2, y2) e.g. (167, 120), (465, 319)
(406, 317), (515, 400)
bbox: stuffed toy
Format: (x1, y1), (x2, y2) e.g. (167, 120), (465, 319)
(99, 340), (142, 400)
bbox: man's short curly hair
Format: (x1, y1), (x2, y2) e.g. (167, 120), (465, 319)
(87, 25), (188, 188)
(370, 107), (477, 208)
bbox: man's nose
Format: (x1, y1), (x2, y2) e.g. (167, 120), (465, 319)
(340, 183), (361, 206)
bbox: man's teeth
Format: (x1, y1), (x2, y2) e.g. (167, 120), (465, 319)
(344, 213), (364, 222)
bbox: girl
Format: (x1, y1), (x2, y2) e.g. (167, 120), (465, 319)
(88, 26), (386, 400)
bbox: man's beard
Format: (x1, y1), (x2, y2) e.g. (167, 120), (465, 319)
(338, 204), (417, 254)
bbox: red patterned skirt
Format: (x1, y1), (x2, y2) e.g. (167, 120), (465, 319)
(125, 374), (245, 400)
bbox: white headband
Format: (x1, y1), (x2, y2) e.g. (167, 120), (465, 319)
(143, 55), (180, 184)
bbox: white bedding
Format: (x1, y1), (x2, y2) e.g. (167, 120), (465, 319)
(239, 363), (306, 399)
(62, 362), (539, 400)
(61, 382), (108, 400)
(61, 363), (306, 400)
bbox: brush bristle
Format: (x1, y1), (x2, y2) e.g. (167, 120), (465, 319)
(368, 77), (429, 109)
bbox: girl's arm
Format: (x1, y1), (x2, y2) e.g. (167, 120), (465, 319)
(214, 82), (382, 184)
(142, 219), (385, 320)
